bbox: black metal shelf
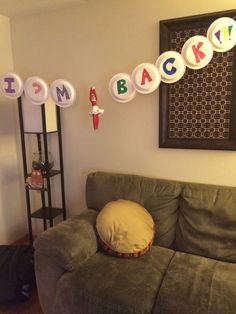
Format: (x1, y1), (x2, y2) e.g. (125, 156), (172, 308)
(31, 207), (63, 219)
(18, 97), (67, 244)
(25, 171), (61, 191)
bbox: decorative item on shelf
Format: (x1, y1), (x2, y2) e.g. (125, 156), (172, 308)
(26, 169), (44, 190)
(32, 151), (54, 174)
(89, 87), (104, 130)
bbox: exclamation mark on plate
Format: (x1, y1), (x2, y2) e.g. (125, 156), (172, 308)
(228, 25), (233, 40)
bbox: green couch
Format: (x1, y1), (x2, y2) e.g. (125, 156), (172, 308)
(34, 171), (236, 314)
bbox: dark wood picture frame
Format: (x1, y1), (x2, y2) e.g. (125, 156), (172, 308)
(159, 10), (236, 150)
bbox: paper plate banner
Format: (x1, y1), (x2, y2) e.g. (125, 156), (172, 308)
(181, 35), (213, 69)
(50, 79), (76, 108)
(109, 73), (136, 103)
(131, 63), (161, 94)
(0, 72), (76, 107)
(109, 16), (236, 102)
(207, 17), (236, 52)
(24, 76), (49, 105)
(0, 72), (24, 99)
(155, 51), (186, 83)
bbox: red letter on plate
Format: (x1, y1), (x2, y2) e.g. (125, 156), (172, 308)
(192, 42), (206, 63)
(141, 68), (153, 85)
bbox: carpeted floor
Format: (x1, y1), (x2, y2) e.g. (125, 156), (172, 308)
(0, 289), (43, 314)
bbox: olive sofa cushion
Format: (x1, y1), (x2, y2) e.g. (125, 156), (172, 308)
(175, 183), (236, 263)
(53, 246), (175, 314)
(96, 199), (155, 257)
(154, 251), (236, 314)
(86, 172), (182, 248)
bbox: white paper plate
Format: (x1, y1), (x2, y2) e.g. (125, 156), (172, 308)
(207, 17), (236, 52)
(50, 79), (76, 108)
(181, 35), (213, 69)
(24, 76), (49, 105)
(109, 73), (136, 103)
(0, 72), (24, 99)
(131, 63), (160, 94)
(155, 51), (186, 83)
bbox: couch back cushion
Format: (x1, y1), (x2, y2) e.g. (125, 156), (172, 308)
(175, 183), (236, 263)
(86, 172), (181, 248)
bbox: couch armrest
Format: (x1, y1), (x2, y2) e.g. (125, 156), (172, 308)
(34, 209), (98, 271)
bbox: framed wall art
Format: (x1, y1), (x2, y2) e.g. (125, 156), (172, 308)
(159, 10), (236, 150)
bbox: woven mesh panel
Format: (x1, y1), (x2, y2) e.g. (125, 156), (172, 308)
(168, 27), (232, 139)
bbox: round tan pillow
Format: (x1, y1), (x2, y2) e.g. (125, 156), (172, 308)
(96, 199), (155, 257)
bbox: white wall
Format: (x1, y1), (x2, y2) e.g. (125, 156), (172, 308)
(10, 0), (236, 217)
(0, 14), (27, 243)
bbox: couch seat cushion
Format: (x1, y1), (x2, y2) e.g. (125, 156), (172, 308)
(54, 246), (175, 314)
(154, 251), (236, 314)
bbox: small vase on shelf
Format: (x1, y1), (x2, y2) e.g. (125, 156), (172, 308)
(32, 151), (54, 174)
